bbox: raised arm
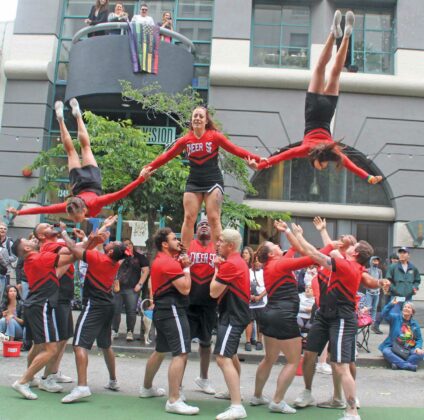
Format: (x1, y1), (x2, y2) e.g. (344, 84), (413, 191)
(340, 153), (382, 184)
(291, 223), (336, 269)
(274, 219), (306, 255)
(257, 144), (310, 170)
(215, 132), (261, 161)
(11, 202), (67, 217)
(95, 167), (154, 209)
(147, 137), (187, 171)
(313, 216), (332, 246)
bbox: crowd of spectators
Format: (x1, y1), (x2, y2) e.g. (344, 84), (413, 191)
(83, 1), (173, 40)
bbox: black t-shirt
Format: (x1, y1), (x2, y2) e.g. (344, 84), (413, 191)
(117, 252), (149, 290)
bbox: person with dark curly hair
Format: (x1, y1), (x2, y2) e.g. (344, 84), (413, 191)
(255, 11), (382, 186)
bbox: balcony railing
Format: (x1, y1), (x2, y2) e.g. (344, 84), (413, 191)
(72, 22), (196, 54)
(65, 22), (195, 108)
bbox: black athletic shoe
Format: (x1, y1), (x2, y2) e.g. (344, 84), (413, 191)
(372, 325), (383, 335)
(245, 343), (252, 352)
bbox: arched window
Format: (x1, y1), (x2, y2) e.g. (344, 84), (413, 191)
(248, 145), (390, 206)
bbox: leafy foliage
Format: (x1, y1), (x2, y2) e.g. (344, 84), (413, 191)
(24, 86), (289, 238)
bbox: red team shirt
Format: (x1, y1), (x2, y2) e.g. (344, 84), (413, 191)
(318, 256), (365, 318)
(16, 175), (147, 217)
(82, 250), (120, 305)
(24, 252), (60, 307)
(263, 244), (334, 304)
(257, 128), (370, 180)
(41, 240), (75, 302)
(151, 252), (188, 308)
(148, 130), (261, 171)
(188, 240), (216, 306)
(216, 252), (250, 326)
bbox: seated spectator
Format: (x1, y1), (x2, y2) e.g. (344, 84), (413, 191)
(131, 3), (155, 25)
(379, 298), (424, 371)
(86, 0), (110, 37)
(245, 256), (267, 351)
(297, 284), (315, 331)
(0, 285), (24, 341)
(108, 2), (128, 34)
(160, 11), (173, 43)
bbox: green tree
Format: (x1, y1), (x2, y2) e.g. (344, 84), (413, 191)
(24, 86), (289, 239)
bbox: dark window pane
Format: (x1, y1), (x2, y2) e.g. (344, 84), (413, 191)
(178, 0), (213, 19)
(177, 20), (212, 41)
(253, 24), (281, 47)
(254, 3), (282, 25)
(281, 5), (309, 25)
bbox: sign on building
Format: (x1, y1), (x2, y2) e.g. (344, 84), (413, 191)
(140, 126), (176, 146)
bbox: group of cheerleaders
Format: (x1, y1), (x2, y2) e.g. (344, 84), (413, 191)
(8, 11), (380, 420)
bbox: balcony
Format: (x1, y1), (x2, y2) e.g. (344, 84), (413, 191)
(65, 23), (195, 109)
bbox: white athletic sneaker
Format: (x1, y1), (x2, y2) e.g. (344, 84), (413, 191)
(216, 404), (247, 420)
(0, 332), (9, 342)
(269, 400), (297, 414)
(195, 377), (216, 395)
(51, 371), (73, 383)
(215, 390), (231, 400)
(69, 98), (81, 118)
(294, 389), (316, 408)
(316, 362), (332, 375)
(111, 330), (119, 340)
(126, 331), (134, 341)
(104, 379), (120, 391)
(12, 381), (38, 400)
(344, 11), (355, 38)
(139, 385), (166, 398)
(249, 395), (270, 406)
(29, 377), (40, 388)
(317, 397), (347, 409)
(165, 398), (200, 415)
(331, 10), (343, 38)
(61, 386), (92, 403)
(338, 412), (361, 420)
(54, 101), (64, 121)
(39, 376), (63, 393)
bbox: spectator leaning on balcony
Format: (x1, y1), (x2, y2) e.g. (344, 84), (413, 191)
(160, 11), (173, 43)
(108, 3), (128, 34)
(86, 0), (110, 37)
(386, 247), (420, 301)
(131, 3), (155, 26)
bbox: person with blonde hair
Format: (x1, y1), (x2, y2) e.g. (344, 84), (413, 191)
(210, 228), (249, 419)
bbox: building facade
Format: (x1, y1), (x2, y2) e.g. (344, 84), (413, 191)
(1, 0), (424, 272)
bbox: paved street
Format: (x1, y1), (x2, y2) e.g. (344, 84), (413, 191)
(1, 347), (424, 419)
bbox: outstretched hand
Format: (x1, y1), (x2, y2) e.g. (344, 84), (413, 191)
(245, 157), (258, 170)
(103, 215), (118, 229)
(368, 175), (383, 184)
(140, 166), (156, 180)
(291, 223), (303, 236)
(313, 216), (326, 231)
(6, 207), (17, 216)
(73, 228), (86, 240)
(274, 219), (288, 232)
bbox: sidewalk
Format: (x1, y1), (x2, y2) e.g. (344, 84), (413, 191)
(73, 308), (423, 368)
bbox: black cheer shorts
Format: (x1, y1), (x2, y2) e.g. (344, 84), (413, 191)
(305, 310), (357, 363)
(187, 304), (217, 347)
(73, 300), (114, 350)
(25, 302), (59, 345)
(69, 165), (103, 196)
(259, 302), (301, 340)
(213, 323), (245, 358)
(54, 301), (74, 341)
(154, 305), (191, 356)
(304, 92), (339, 135)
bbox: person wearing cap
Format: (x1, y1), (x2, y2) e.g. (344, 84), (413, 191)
(385, 247), (421, 301)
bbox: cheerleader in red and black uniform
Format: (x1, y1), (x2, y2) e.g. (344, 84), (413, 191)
(146, 107), (264, 248)
(250, 220), (334, 414)
(256, 10), (382, 186)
